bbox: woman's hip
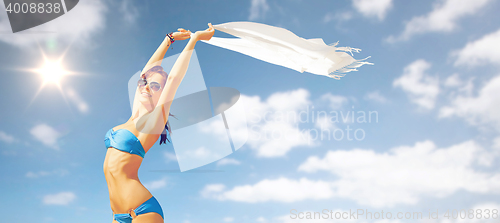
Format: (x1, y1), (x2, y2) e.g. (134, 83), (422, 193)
(107, 179), (154, 214)
(112, 196), (164, 223)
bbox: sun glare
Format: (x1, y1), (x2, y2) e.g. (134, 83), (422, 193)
(36, 60), (68, 85)
(26, 55), (75, 107)
(25, 47), (79, 108)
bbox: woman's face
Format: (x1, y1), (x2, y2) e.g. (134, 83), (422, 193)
(137, 72), (166, 107)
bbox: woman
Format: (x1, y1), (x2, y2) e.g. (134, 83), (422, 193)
(103, 23), (215, 223)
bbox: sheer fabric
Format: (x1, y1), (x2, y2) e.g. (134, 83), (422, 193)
(201, 22), (372, 79)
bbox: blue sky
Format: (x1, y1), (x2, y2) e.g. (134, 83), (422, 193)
(1, 0), (500, 222)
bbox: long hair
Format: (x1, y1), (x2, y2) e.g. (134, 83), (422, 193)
(143, 65), (176, 145)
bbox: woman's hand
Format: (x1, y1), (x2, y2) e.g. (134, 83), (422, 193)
(192, 23), (215, 41)
(171, 28), (191, 41)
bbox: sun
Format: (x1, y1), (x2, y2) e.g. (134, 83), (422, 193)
(22, 45), (83, 109)
(35, 59), (69, 86)
(25, 52), (76, 107)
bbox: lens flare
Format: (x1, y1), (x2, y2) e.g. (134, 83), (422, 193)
(25, 49), (76, 109)
(36, 60), (68, 85)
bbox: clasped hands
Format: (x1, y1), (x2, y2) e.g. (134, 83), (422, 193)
(170, 23), (215, 42)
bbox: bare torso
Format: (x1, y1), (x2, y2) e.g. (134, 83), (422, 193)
(103, 121), (161, 213)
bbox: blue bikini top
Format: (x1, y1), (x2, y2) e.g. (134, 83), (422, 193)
(104, 128), (145, 158)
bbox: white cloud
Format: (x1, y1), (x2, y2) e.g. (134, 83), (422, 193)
(144, 177), (167, 190)
(493, 136), (500, 149)
(298, 140), (499, 207)
(197, 89), (350, 158)
(320, 93), (348, 110)
(200, 178), (334, 203)
(323, 11), (353, 23)
(442, 73), (475, 100)
(164, 151), (177, 162)
(315, 115), (336, 130)
(185, 146), (219, 160)
(0, 0), (107, 48)
(393, 59), (439, 110)
(364, 91), (388, 103)
(352, 0), (393, 21)
(439, 74), (500, 131)
(223, 217), (234, 222)
(256, 217), (268, 222)
(26, 169), (68, 178)
(66, 88), (89, 114)
(217, 158), (241, 166)
(202, 139), (500, 208)
(201, 184), (226, 198)
(387, 0), (492, 42)
(198, 115), (240, 147)
(249, 0), (269, 21)
(452, 28), (500, 67)
(119, 0), (139, 24)
(267, 88), (311, 111)
(43, 192), (76, 205)
(30, 124), (61, 149)
(0, 131), (15, 143)
(444, 73), (463, 87)
(239, 89), (316, 157)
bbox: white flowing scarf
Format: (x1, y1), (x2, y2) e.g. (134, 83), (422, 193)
(201, 22), (372, 79)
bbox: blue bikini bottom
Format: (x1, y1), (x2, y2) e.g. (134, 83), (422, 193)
(113, 196), (164, 223)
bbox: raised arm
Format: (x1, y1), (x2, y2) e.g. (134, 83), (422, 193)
(138, 23), (215, 134)
(141, 28), (192, 74)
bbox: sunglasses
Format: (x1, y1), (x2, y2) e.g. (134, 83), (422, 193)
(137, 78), (162, 92)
